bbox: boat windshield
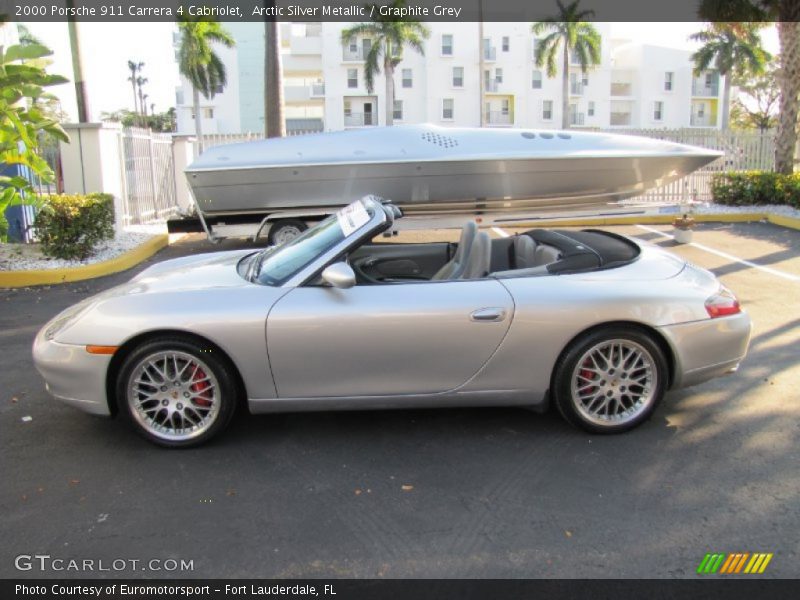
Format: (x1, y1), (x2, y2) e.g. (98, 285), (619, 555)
(253, 199), (379, 286)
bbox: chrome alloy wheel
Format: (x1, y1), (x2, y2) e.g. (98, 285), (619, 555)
(272, 225), (303, 245)
(570, 339), (657, 426)
(127, 351), (221, 442)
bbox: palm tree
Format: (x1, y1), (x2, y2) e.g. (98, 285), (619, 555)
(136, 75), (148, 124)
(689, 23), (769, 130)
(127, 60), (143, 119)
(177, 15), (235, 151)
(697, 0), (798, 173)
(532, 0), (601, 129)
(341, 1), (430, 126)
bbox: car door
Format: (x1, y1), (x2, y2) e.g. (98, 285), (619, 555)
(266, 279), (514, 398)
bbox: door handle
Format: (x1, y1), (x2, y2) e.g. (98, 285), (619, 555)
(470, 307), (507, 322)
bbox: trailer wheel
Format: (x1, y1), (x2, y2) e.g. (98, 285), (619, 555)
(268, 219), (308, 246)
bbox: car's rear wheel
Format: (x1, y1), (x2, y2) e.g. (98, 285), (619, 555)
(117, 337), (238, 447)
(552, 327), (667, 434)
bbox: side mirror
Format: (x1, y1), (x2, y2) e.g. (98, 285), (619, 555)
(321, 262), (356, 289)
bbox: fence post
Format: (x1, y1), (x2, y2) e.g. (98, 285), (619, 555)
(172, 135), (197, 212)
(59, 122), (127, 231)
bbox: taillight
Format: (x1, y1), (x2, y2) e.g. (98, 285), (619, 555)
(705, 287), (741, 318)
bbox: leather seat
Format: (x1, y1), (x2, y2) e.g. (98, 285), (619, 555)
(511, 235), (537, 269)
(461, 231), (492, 279)
(431, 221), (478, 280)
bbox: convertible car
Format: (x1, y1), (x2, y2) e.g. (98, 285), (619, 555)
(34, 197), (751, 447)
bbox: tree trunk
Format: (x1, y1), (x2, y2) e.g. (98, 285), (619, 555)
(720, 72), (731, 131)
(478, 18), (485, 127)
(561, 38), (570, 129)
(193, 86), (203, 154)
(138, 87), (145, 126)
(66, 10), (90, 122)
(385, 59), (394, 127)
(265, 15), (286, 138)
(775, 20), (800, 174)
(130, 80), (138, 118)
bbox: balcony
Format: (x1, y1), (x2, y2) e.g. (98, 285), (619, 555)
(569, 112), (585, 126)
(343, 47), (367, 62)
(570, 82), (584, 96)
(610, 112), (632, 126)
(310, 82), (325, 97)
(344, 112), (376, 127)
(485, 80), (500, 93)
(483, 47), (497, 61)
(690, 114), (714, 127)
(485, 111), (513, 125)
(611, 82), (632, 97)
(284, 82), (325, 103)
(692, 82), (719, 97)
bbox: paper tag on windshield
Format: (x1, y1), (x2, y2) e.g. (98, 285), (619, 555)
(337, 200), (370, 236)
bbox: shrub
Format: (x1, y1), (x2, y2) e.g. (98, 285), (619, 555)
(711, 171), (800, 209)
(34, 193), (115, 260)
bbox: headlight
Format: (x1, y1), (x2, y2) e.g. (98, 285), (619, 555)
(42, 300), (93, 341)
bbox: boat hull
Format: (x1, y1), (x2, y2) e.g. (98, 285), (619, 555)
(186, 125), (722, 216)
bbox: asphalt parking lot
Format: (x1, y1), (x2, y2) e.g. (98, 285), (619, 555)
(1, 219), (798, 579)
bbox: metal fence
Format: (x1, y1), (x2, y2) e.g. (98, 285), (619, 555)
(606, 128), (775, 204)
(119, 127), (178, 225)
(200, 129), (321, 149)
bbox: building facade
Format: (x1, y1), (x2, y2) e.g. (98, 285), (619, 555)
(174, 22), (725, 135)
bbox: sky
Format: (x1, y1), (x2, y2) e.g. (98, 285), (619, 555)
(19, 21), (780, 123)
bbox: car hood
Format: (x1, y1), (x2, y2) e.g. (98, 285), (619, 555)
(127, 249), (256, 293)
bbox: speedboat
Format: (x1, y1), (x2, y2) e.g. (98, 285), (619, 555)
(185, 124), (722, 216)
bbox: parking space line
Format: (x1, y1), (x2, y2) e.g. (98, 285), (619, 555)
(635, 224), (800, 282)
(492, 227), (510, 238)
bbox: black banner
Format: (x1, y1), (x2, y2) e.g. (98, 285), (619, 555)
(4, 579), (800, 600)
(0, 0), (794, 23)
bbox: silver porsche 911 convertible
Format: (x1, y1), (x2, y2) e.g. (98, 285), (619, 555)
(34, 197), (751, 447)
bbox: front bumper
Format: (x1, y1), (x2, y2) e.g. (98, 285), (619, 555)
(32, 332), (113, 416)
(659, 311), (752, 390)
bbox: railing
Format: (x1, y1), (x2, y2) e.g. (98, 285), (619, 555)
(611, 128), (774, 204)
(610, 112), (632, 126)
(310, 83), (325, 97)
(343, 48), (366, 61)
(344, 112), (376, 127)
(690, 114), (714, 127)
(485, 80), (499, 92)
(569, 112), (585, 126)
(610, 82), (632, 96)
(483, 47), (496, 61)
(692, 82), (719, 96)
(570, 82), (584, 96)
(485, 111), (512, 125)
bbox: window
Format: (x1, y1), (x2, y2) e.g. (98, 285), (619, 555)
(402, 68), (413, 88)
(348, 38), (357, 53)
(501, 99), (510, 115)
(532, 38), (539, 61)
(502, 36), (510, 52)
(582, 74), (589, 87)
(653, 101), (664, 121)
(442, 98), (454, 120)
(214, 84), (224, 94)
(452, 66), (464, 88)
(344, 100), (352, 117)
(175, 90), (184, 105)
(362, 38), (372, 58)
(442, 34), (453, 56)
(705, 72), (714, 86)
(532, 70), (542, 89)
(202, 107), (214, 119)
(542, 100), (553, 121)
(393, 100), (403, 121)
(347, 68), (358, 88)
(588, 101), (595, 117)
(664, 72), (674, 91)
(495, 68), (503, 84)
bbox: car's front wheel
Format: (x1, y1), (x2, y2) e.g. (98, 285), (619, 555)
(117, 337), (238, 447)
(552, 327), (668, 434)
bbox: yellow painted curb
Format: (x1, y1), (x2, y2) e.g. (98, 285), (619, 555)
(0, 234), (169, 289)
(505, 212), (767, 229)
(766, 213), (800, 231)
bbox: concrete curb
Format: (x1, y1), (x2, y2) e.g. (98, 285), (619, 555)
(0, 234), (169, 289)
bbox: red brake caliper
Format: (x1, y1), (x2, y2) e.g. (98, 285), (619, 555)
(580, 358), (596, 392)
(191, 367), (212, 407)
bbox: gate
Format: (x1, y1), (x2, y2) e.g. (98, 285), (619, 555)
(119, 127), (178, 225)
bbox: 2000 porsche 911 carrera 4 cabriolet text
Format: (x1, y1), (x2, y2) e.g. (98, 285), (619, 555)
(34, 197), (751, 447)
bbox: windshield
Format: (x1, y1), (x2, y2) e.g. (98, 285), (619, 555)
(254, 199), (378, 286)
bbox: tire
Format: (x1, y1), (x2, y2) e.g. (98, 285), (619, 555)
(267, 219), (307, 246)
(551, 326), (668, 434)
(116, 337), (239, 448)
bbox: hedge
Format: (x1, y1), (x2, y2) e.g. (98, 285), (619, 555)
(711, 171), (800, 209)
(34, 193), (115, 260)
